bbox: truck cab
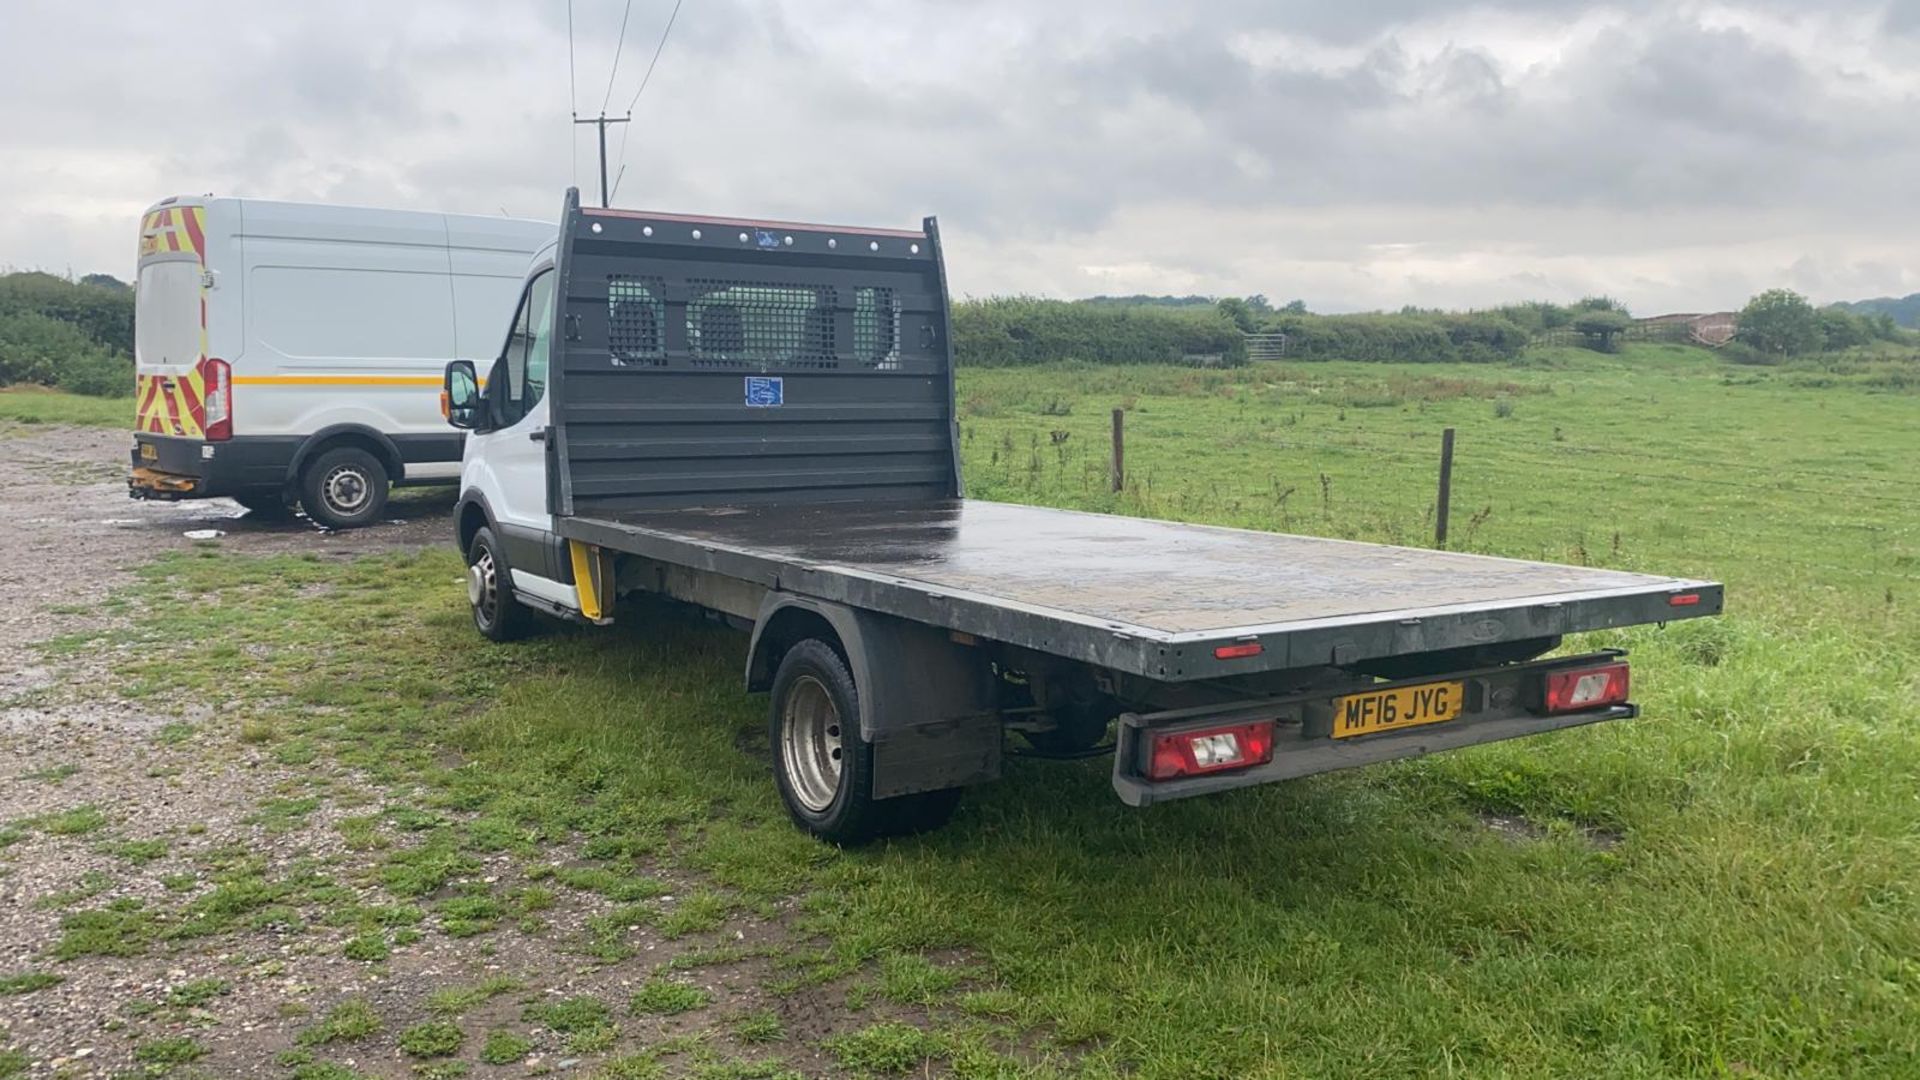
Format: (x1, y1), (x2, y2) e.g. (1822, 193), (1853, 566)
(441, 244), (582, 628)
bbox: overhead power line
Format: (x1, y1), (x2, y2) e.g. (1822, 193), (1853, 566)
(623, 0), (684, 114)
(567, 0), (579, 185)
(601, 0), (636, 115)
(611, 0), (685, 201)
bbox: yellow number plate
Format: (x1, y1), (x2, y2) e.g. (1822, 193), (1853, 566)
(139, 443), (158, 461)
(1331, 680), (1464, 739)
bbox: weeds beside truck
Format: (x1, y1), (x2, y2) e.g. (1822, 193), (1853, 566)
(440, 188), (1724, 844)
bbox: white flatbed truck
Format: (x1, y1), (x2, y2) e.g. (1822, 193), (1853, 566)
(440, 189), (1724, 844)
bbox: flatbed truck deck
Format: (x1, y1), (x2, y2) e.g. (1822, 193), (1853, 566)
(559, 498), (1716, 679)
(440, 189), (1723, 844)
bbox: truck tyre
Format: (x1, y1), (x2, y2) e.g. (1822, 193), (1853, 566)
(233, 493), (292, 520)
(769, 639), (961, 845)
(466, 525), (531, 642)
(300, 446), (389, 529)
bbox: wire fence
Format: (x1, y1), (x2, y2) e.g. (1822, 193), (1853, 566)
(965, 417), (1917, 592)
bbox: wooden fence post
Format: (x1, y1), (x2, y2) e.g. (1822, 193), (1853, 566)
(1435, 427), (1455, 548)
(1111, 408), (1125, 494)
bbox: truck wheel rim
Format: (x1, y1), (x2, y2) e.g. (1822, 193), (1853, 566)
(781, 675), (842, 812)
(470, 549), (497, 624)
(322, 465), (370, 515)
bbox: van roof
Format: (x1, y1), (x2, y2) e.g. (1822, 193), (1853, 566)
(141, 194), (551, 233)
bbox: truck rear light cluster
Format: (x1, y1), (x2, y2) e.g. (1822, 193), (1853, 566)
(1541, 662), (1629, 714)
(202, 358), (232, 442)
(1147, 720), (1275, 780)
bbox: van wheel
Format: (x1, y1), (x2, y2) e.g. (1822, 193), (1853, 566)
(300, 447), (389, 529)
(467, 526), (531, 642)
(769, 639), (962, 845)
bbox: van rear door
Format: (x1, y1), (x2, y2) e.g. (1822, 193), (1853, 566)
(134, 203), (210, 442)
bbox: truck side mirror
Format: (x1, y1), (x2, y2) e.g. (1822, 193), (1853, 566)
(443, 360), (482, 430)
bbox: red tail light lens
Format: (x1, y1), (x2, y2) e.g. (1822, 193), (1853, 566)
(202, 358), (232, 442)
(1213, 640), (1264, 660)
(1147, 720), (1275, 780)
(1542, 662), (1629, 714)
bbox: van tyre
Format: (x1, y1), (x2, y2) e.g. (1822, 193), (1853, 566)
(467, 526), (531, 642)
(301, 446), (388, 530)
(769, 639), (962, 845)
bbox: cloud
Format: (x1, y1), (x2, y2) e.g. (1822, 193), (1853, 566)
(0, 0), (1913, 312)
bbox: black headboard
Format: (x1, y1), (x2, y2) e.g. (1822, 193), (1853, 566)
(547, 188), (961, 516)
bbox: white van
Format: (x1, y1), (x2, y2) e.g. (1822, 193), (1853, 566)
(128, 197), (553, 528)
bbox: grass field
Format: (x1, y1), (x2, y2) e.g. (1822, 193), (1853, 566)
(0, 386), (131, 428)
(25, 345), (1920, 1077)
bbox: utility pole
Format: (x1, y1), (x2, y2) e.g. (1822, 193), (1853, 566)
(573, 113), (630, 208)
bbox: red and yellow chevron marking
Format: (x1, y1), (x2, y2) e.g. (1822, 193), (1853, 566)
(134, 205), (211, 437)
(135, 360), (209, 438)
(138, 206), (206, 260)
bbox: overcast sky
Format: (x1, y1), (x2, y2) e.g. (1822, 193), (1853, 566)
(2, 0), (1915, 312)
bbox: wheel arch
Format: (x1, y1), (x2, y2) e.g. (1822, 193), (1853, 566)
(747, 598), (859, 699)
(286, 424), (405, 486)
(455, 490), (495, 555)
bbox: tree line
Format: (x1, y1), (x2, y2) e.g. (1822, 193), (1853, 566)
(0, 271), (134, 396)
(1726, 289), (1908, 363)
(2, 268), (1910, 396)
(1002, 289), (1913, 367)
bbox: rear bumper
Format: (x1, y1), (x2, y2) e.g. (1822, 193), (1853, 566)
(128, 434), (299, 499)
(1112, 651), (1635, 807)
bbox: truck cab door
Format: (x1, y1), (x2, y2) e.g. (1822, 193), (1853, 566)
(469, 269), (572, 602)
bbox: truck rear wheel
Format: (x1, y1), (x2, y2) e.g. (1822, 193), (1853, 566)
(769, 639), (961, 845)
(300, 446), (389, 530)
(466, 525), (532, 642)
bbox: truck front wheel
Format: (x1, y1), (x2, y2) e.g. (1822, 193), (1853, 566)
(466, 525), (532, 642)
(769, 639), (961, 845)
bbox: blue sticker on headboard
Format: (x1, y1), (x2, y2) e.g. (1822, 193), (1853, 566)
(745, 376), (783, 408)
(755, 229), (779, 249)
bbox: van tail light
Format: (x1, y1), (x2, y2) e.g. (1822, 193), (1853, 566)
(202, 358), (232, 442)
(1147, 720), (1275, 780)
(1541, 662), (1629, 714)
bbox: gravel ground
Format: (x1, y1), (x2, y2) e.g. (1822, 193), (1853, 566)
(1, 426), (453, 739)
(1, 426), (452, 1077)
(0, 426), (853, 1079)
